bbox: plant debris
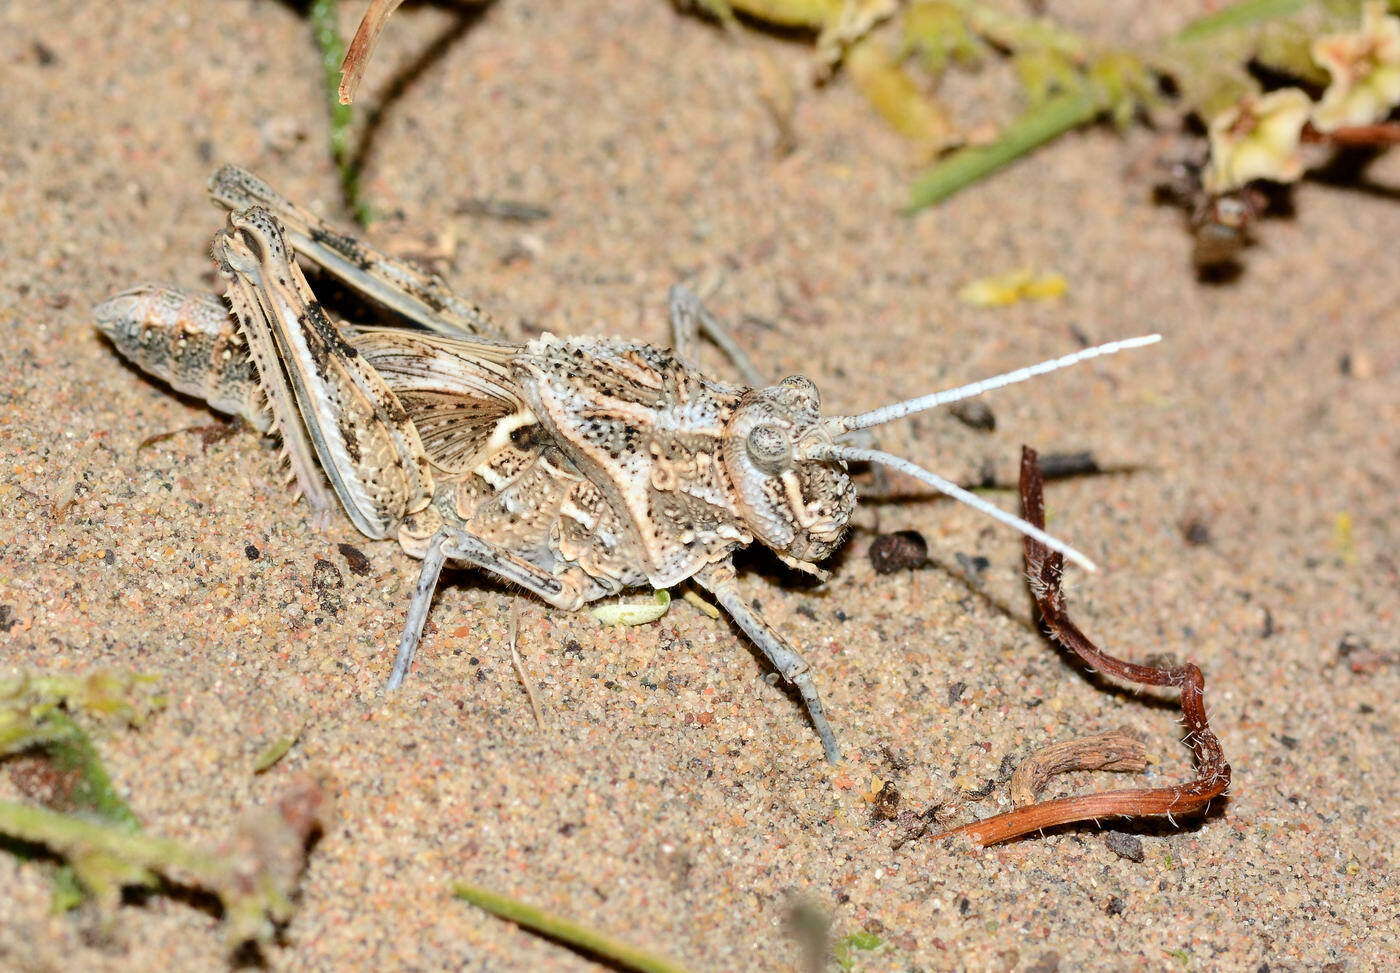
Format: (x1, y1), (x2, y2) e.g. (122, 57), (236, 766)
(923, 448), (1231, 846)
(957, 269), (1068, 307)
(0, 777), (328, 948)
(1, 672), (326, 946)
(1007, 729), (1150, 807)
(252, 726), (304, 774)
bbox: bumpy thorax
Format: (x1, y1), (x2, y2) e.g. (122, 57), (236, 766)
(513, 334), (751, 587)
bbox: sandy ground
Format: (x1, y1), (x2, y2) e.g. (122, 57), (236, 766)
(1, 1), (1396, 969)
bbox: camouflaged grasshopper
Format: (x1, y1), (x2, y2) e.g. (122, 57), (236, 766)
(96, 166), (1159, 763)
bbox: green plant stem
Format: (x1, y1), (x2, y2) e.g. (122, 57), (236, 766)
(905, 89), (1100, 212)
(309, 0), (371, 224)
(0, 800), (221, 878)
(452, 881), (690, 973)
(1174, 0), (1311, 44)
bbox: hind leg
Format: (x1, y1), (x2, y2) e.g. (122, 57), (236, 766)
(209, 165), (504, 341)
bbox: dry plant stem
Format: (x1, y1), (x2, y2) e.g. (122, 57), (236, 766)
(507, 609), (545, 729)
(1302, 121), (1400, 146)
(338, 0), (405, 104)
(1008, 729), (1149, 808)
(926, 447), (1231, 846)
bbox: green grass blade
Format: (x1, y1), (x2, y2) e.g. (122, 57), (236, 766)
(905, 89), (1100, 212)
(452, 881), (690, 973)
(1174, 0), (1311, 44)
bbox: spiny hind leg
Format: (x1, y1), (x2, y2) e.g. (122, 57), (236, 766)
(213, 206), (434, 540)
(695, 561), (842, 763)
(388, 527), (586, 689)
(209, 165), (502, 341)
(667, 284), (767, 387)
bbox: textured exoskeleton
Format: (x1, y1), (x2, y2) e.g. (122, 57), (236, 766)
(97, 167), (1158, 762)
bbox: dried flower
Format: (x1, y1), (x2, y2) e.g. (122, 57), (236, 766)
(1311, 1), (1400, 131)
(1204, 88), (1312, 193)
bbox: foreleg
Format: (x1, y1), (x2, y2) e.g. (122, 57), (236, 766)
(695, 561), (842, 762)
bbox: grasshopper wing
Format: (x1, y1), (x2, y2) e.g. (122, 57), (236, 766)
(351, 330), (535, 474)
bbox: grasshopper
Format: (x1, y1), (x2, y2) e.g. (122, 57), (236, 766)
(95, 166), (1159, 763)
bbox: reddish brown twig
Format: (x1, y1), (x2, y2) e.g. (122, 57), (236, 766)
(926, 446), (1230, 846)
(338, 0), (406, 105)
(1302, 121), (1400, 147)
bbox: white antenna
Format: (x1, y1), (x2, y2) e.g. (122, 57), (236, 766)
(826, 335), (1161, 434)
(804, 443), (1098, 572)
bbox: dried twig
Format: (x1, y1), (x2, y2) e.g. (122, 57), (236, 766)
(508, 609), (545, 729)
(926, 447), (1231, 846)
(338, 0), (405, 105)
(1007, 728), (1148, 807)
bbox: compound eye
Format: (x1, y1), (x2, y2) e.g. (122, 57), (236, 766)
(779, 374), (820, 409)
(745, 422), (792, 474)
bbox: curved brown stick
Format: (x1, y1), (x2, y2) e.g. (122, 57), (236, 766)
(927, 446), (1231, 846)
(338, 0), (407, 105)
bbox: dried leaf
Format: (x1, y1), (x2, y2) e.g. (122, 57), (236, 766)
(958, 269), (1067, 307)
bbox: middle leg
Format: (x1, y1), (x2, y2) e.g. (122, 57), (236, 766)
(667, 284), (767, 387)
(387, 526), (588, 689)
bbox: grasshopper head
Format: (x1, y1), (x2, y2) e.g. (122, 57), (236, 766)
(723, 375), (857, 565)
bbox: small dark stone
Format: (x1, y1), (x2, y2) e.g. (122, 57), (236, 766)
(1336, 633), (1368, 657)
(0, 606), (16, 634)
(33, 41), (57, 66)
(563, 639), (583, 658)
(833, 609), (848, 622)
(947, 681), (966, 704)
(1106, 896), (1126, 916)
(1277, 734), (1299, 751)
(1103, 831), (1145, 862)
(954, 552), (990, 578)
(958, 897), (971, 915)
(102, 549), (115, 565)
(871, 781), (900, 821)
(1181, 517), (1212, 546)
(795, 602), (818, 621)
(244, 543), (260, 560)
(869, 530), (928, 574)
(337, 542), (372, 576)
(949, 400), (996, 431)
